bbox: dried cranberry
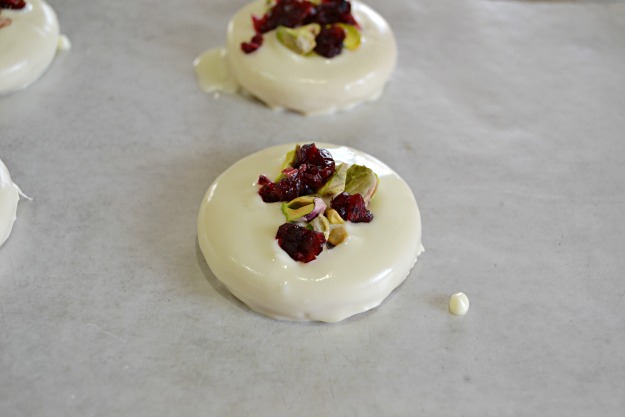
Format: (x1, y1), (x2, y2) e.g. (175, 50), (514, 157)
(305, 0), (358, 26)
(310, 0), (347, 24)
(258, 174), (311, 202)
(253, 0), (315, 33)
(292, 143), (335, 190)
(314, 25), (346, 58)
(241, 33), (264, 54)
(0, 0), (26, 9)
(243, 0), (357, 56)
(258, 144), (335, 200)
(331, 192), (373, 223)
(257, 175), (272, 186)
(276, 223), (326, 263)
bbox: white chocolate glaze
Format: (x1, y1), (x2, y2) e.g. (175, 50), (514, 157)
(449, 292), (470, 316)
(0, 158), (23, 247)
(198, 143), (423, 322)
(194, 48), (238, 94)
(195, 0), (397, 115)
(0, 0), (63, 95)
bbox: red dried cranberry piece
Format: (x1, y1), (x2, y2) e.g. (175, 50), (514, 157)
(252, 15), (268, 33)
(305, 0), (358, 27)
(314, 25), (346, 58)
(257, 144), (335, 201)
(254, 0), (315, 33)
(245, 1), (357, 56)
(0, 0), (26, 9)
(331, 192), (373, 223)
(293, 143), (336, 190)
(276, 223), (326, 263)
(258, 174), (311, 202)
(241, 33), (264, 54)
(241, 42), (259, 54)
(311, 0), (348, 24)
(257, 175), (272, 186)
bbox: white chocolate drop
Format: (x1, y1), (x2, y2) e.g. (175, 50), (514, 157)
(449, 292), (470, 316)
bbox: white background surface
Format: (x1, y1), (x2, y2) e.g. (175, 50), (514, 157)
(1, 0), (625, 415)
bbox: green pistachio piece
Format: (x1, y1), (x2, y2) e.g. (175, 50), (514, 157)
(344, 164), (379, 205)
(281, 203), (314, 223)
(310, 213), (331, 240)
(281, 196), (315, 222)
(325, 208), (345, 225)
(281, 148), (297, 170)
(285, 196), (316, 207)
(328, 225), (348, 247)
(281, 196), (326, 222)
(275, 146), (298, 181)
(317, 163), (348, 196)
(337, 23), (361, 51)
(276, 24), (321, 55)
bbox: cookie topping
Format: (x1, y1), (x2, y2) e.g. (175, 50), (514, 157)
(330, 192), (373, 223)
(0, 0), (26, 10)
(241, 33), (264, 53)
(258, 143), (335, 202)
(318, 162), (348, 196)
(293, 143), (336, 189)
(313, 25), (346, 58)
(276, 24), (321, 55)
(243, 0), (361, 58)
(281, 196), (326, 222)
(276, 223), (326, 263)
(258, 143), (378, 262)
(344, 164), (378, 205)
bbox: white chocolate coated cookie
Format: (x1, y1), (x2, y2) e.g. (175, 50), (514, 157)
(0, 158), (23, 247)
(198, 144), (423, 322)
(195, 0), (397, 115)
(0, 0), (60, 95)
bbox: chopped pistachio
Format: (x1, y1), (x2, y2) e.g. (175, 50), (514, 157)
(275, 147), (298, 181)
(325, 208), (345, 225)
(310, 213), (331, 240)
(281, 196), (326, 222)
(318, 163), (348, 196)
(345, 164), (379, 205)
(328, 226), (348, 247)
(276, 24), (321, 55)
(281, 203), (314, 223)
(286, 196), (316, 207)
(281, 148), (297, 170)
(337, 23), (361, 51)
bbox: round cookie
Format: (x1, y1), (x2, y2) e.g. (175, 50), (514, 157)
(197, 143), (423, 322)
(195, 0), (397, 115)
